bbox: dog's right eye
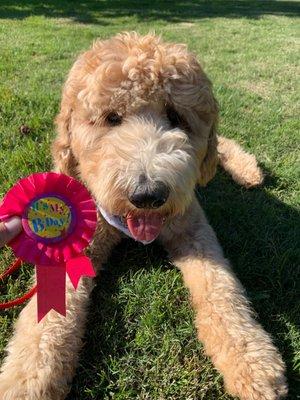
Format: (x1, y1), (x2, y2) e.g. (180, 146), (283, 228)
(105, 112), (122, 126)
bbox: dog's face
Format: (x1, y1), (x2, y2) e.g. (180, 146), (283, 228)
(52, 33), (218, 242)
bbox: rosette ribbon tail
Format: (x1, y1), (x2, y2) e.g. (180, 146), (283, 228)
(36, 265), (66, 322)
(66, 255), (96, 290)
(36, 256), (95, 322)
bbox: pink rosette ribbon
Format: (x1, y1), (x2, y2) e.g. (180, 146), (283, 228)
(0, 172), (97, 321)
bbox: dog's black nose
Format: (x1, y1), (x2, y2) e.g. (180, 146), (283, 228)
(129, 181), (169, 209)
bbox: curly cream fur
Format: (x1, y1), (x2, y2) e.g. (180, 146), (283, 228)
(0, 32), (286, 400)
(218, 136), (264, 187)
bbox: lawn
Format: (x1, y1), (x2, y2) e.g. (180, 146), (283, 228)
(0, 1), (299, 399)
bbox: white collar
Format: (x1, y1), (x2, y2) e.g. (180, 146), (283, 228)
(98, 205), (155, 245)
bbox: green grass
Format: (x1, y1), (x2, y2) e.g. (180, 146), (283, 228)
(0, 1), (299, 398)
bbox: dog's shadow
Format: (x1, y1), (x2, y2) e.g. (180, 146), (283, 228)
(68, 168), (299, 399)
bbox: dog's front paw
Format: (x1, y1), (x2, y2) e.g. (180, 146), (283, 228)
(223, 347), (288, 400)
(0, 370), (69, 400)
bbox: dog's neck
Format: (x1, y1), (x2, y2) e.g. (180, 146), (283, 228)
(97, 205), (155, 245)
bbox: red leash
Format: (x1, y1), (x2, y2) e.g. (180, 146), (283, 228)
(0, 258), (36, 309)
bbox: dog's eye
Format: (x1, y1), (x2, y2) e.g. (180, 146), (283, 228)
(105, 112), (122, 126)
(166, 106), (183, 128)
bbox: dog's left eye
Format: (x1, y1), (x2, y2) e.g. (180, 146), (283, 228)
(105, 112), (122, 126)
(166, 106), (183, 128)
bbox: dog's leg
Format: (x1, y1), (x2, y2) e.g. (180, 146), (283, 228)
(0, 223), (120, 400)
(161, 200), (287, 400)
(217, 136), (264, 188)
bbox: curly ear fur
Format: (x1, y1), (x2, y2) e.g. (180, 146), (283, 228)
(179, 106), (218, 187)
(170, 72), (218, 186)
(198, 120), (218, 186)
(52, 87), (78, 176)
(163, 43), (219, 187)
(52, 105), (72, 174)
(194, 79), (219, 187)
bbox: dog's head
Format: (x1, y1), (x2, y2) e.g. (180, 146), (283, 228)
(52, 32), (218, 242)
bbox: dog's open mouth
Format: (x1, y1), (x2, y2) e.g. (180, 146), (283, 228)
(126, 212), (164, 243)
(98, 205), (166, 244)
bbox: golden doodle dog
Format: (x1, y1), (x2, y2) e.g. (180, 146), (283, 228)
(0, 33), (287, 400)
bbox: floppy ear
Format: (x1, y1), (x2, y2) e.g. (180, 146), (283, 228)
(192, 71), (219, 187)
(165, 44), (219, 187)
(52, 48), (93, 176)
(179, 85), (218, 187)
(197, 119), (218, 186)
(51, 93), (78, 176)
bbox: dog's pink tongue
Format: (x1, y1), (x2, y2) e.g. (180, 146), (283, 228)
(126, 213), (163, 243)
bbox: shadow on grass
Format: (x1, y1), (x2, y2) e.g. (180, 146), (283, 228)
(68, 240), (171, 399)
(68, 169), (299, 399)
(0, 0), (299, 24)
